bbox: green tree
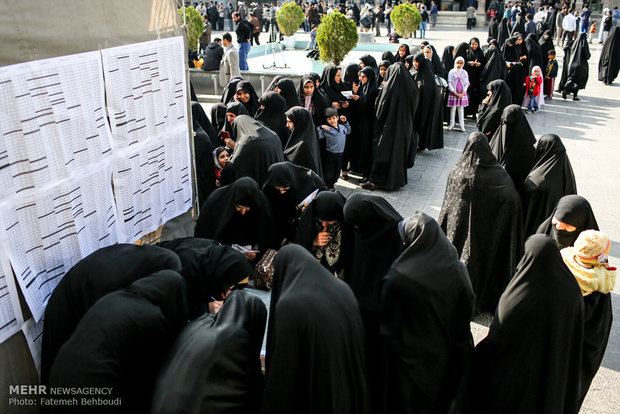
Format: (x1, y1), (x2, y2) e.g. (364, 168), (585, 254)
(178, 6), (204, 51)
(316, 12), (358, 66)
(276, 2), (305, 36)
(390, 3), (422, 39)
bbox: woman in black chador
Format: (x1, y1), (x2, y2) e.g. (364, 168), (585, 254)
(157, 237), (254, 319)
(262, 161), (327, 244)
(465, 37), (486, 118)
(343, 193), (403, 412)
(319, 65), (349, 110)
(476, 79), (511, 137)
(525, 33), (545, 72)
(48, 270), (188, 414)
(234, 80), (260, 117)
(537, 195), (613, 409)
(255, 91), (289, 147)
(261, 244), (370, 414)
(439, 132), (523, 314)
(599, 26), (620, 85)
(441, 45), (455, 78)
(502, 37), (526, 105)
(221, 76), (243, 104)
(537, 195), (599, 250)
(152, 290), (266, 414)
(497, 17), (510, 47)
(489, 104), (536, 196)
(522, 134), (577, 237)
(295, 191), (352, 276)
(41, 244), (181, 385)
(475, 235), (584, 414)
(194, 177), (278, 255)
(274, 77), (301, 109)
(413, 52), (444, 151)
(381, 212), (475, 414)
(351, 66), (379, 183)
(220, 115), (284, 187)
(283, 106), (323, 176)
(365, 63), (418, 191)
(479, 43), (507, 93)
(561, 33), (591, 100)
(298, 75), (329, 127)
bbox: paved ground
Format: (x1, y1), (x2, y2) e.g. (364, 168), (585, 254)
(208, 24), (620, 413)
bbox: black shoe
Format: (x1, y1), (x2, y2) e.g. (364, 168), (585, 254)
(562, 91), (567, 100)
(360, 181), (376, 191)
(573, 97), (580, 101)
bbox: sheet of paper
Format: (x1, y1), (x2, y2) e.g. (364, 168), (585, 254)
(298, 189), (320, 209)
(0, 254), (23, 344)
(0, 51), (112, 200)
(22, 317), (44, 377)
(112, 127), (192, 242)
(0, 167), (119, 322)
(101, 36), (188, 147)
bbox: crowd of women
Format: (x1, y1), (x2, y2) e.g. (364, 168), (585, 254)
(35, 16), (620, 414)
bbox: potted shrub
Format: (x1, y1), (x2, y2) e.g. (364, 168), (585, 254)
(390, 3), (421, 43)
(316, 12), (358, 66)
(276, 2), (305, 49)
(178, 6), (204, 52)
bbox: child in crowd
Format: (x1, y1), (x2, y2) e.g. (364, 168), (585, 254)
(306, 25), (318, 50)
(561, 230), (616, 297)
(447, 56), (470, 131)
(544, 49), (558, 99)
(213, 146), (230, 188)
(317, 108), (351, 189)
(523, 66), (543, 113)
(588, 20), (597, 43)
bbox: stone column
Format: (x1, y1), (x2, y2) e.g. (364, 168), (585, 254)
(477, 0), (487, 26)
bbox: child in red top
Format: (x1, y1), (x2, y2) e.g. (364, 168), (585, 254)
(523, 66), (543, 113)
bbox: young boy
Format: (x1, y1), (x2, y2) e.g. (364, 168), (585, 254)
(524, 66), (543, 113)
(544, 49), (558, 99)
(317, 108), (351, 189)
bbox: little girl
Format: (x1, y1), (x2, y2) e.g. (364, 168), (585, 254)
(213, 146), (230, 188)
(522, 66), (544, 113)
(447, 56), (470, 132)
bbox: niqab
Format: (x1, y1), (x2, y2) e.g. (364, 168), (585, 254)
(536, 195), (599, 249)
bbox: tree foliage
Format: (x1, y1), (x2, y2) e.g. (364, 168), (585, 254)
(179, 6), (204, 51)
(391, 3), (422, 39)
(316, 12), (358, 66)
(276, 2), (305, 36)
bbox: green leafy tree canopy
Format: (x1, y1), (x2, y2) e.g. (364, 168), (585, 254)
(179, 6), (204, 51)
(316, 12), (358, 66)
(390, 3), (422, 39)
(276, 2), (305, 36)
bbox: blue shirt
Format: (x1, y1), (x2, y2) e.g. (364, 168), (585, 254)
(317, 122), (351, 154)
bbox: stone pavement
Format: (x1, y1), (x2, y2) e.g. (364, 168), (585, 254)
(207, 24), (620, 413)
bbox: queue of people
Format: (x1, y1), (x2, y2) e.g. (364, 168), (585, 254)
(36, 2), (619, 413)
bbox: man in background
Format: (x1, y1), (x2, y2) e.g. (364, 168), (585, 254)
(219, 32), (241, 88)
(204, 37), (224, 71)
(233, 11), (253, 70)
